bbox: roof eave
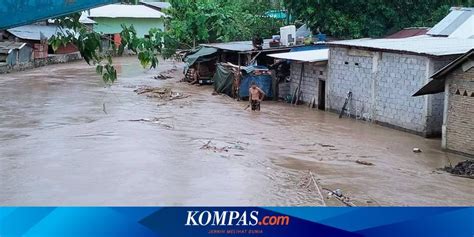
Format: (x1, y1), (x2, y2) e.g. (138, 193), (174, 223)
(431, 48), (474, 79)
(327, 43), (465, 58)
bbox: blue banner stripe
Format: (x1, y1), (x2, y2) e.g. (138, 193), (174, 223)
(0, 207), (472, 237)
(0, 207), (55, 237)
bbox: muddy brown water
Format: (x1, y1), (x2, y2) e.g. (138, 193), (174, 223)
(0, 57), (472, 206)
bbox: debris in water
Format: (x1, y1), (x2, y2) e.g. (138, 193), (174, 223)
(309, 170), (326, 206)
(134, 86), (170, 95)
(443, 160), (474, 178)
(119, 117), (173, 129)
(323, 187), (356, 207)
(134, 86), (189, 100)
(153, 69), (177, 80)
(102, 103), (107, 114)
(153, 74), (173, 80)
(356, 160), (374, 166)
(319, 143), (335, 148)
(200, 140), (231, 153)
(413, 148), (422, 153)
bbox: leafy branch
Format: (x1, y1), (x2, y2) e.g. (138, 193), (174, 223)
(50, 13), (178, 84)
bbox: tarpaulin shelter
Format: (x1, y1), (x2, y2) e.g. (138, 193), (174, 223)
(183, 47), (218, 67)
(213, 64), (234, 96)
(239, 74), (273, 98)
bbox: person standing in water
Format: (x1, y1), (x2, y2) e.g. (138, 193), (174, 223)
(249, 82), (265, 111)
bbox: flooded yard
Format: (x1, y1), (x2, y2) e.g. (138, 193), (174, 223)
(0, 57), (472, 206)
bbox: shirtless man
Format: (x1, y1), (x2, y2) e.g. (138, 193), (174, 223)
(188, 66), (199, 85)
(249, 82), (265, 111)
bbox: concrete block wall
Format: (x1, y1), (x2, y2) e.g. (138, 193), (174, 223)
(289, 62), (327, 104)
(327, 47), (450, 136)
(327, 48), (374, 119)
(278, 82), (291, 99)
(373, 52), (428, 133)
(445, 66), (474, 156)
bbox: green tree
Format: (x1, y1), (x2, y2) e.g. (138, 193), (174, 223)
(51, 0), (282, 83)
(167, 0), (284, 48)
(284, 0), (473, 39)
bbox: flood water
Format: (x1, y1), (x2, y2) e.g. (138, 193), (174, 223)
(0, 57), (472, 206)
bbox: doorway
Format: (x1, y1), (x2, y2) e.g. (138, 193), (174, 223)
(318, 80), (326, 110)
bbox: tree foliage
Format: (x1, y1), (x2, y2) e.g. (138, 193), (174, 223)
(50, 13), (118, 83)
(50, 13), (177, 83)
(50, 0), (283, 83)
(284, 0), (473, 39)
(167, 0), (285, 47)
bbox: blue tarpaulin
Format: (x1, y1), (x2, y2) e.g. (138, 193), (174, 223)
(0, 0), (119, 29)
(290, 44), (327, 52)
(239, 74), (273, 98)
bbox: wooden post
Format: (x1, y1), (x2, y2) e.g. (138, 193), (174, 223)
(294, 62), (305, 105)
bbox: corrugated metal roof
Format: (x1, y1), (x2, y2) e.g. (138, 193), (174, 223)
(449, 14), (474, 38)
(328, 36), (474, 56)
(47, 14), (97, 25)
(427, 7), (474, 37)
(79, 13), (97, 24)
(413, 49), (474, 96)
(385, 27), (429, 39)
(7, 25), (64, 41)
(268, 49), (329, 62)
(88, 4), (166, 19)
(200, 39), (303, 53)
(140, 1), (171, 10)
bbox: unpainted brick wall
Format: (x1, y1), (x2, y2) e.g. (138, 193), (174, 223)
(445, 66), (474, 156)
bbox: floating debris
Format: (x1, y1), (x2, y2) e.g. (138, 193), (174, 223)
(356, 160), (374, 166)
(324, 187), (356, 207)
(119, 117), (173, 129)
(153, 68), (177, 80)
(134, 86), (190, 100)
(413, 148), (422, 153)
(153, 74), (173, 80)
(200, 140), (231, 153)
(319, 143), (335, 148)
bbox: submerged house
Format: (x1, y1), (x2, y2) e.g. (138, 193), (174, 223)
(414, 50), (474, 156)
(326, 36), (473, 136)
(323, 7), (474, 137)
(0, 41), (32, 67)
(196, 39), (306, 97)
(5, 24), (77, 58)
(85, 4), (167, 47)
(269, 47), (329, 108)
